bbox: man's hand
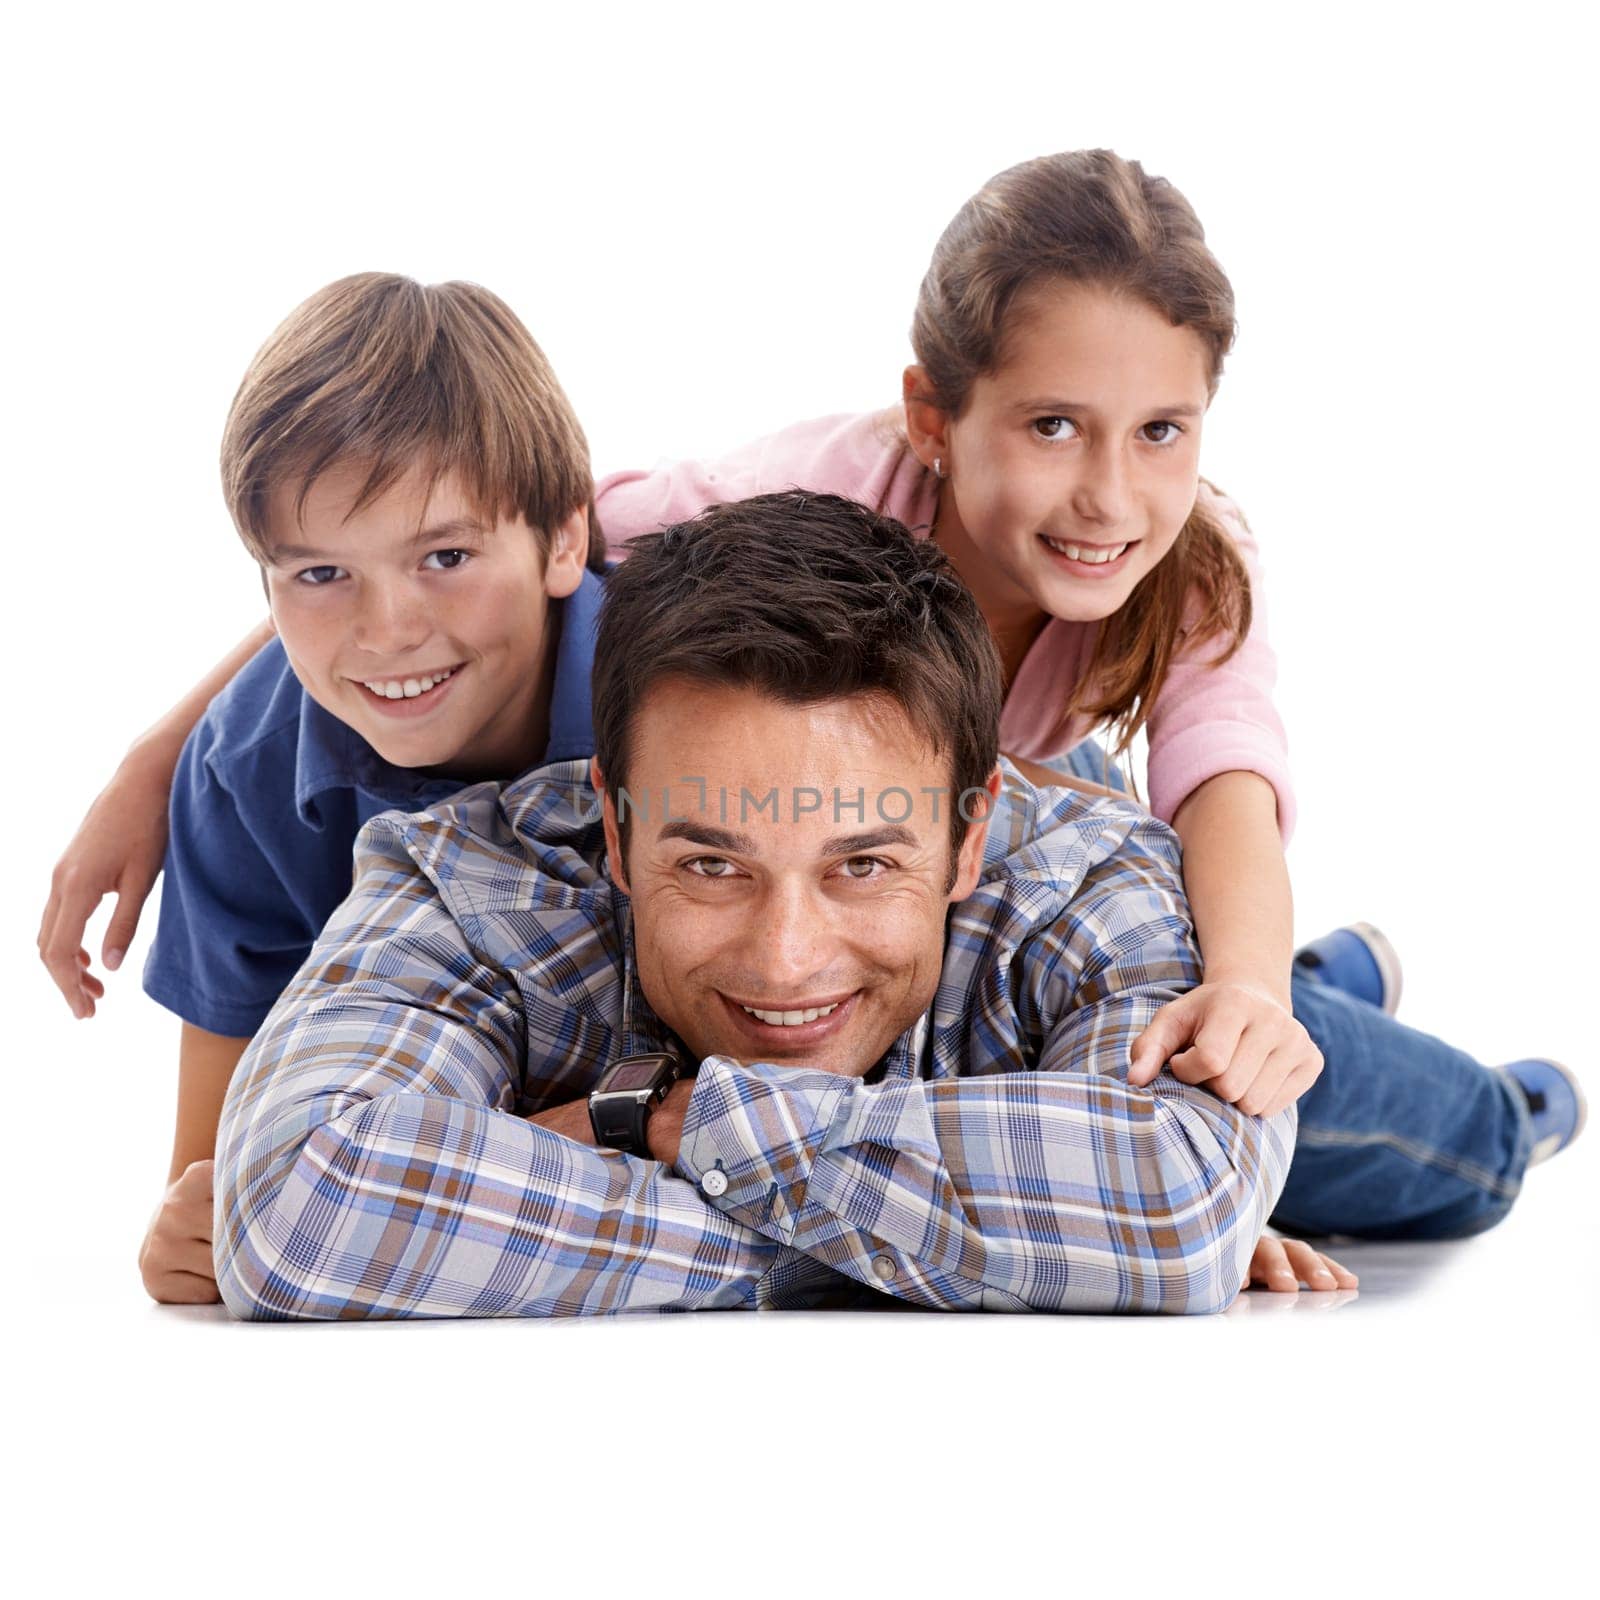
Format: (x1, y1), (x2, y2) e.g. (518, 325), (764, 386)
(139, 1160), (220, 1305)
(526, 1098), (599, 1147)
(645, 1078), (696, 1167)
(1128, 981), (1322, 1118)
(1240, 1232), (1358, 1295)
(527, 1077), (697, 1169)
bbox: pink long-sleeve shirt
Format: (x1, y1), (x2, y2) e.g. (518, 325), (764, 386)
(595, 409), (1295, 843)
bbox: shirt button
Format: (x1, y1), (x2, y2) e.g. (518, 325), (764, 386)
(872, 1255), (897, 1283)
(701, 1168), (729, 1198)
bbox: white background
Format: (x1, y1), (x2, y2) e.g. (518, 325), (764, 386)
(5, 2), (1595, 1592)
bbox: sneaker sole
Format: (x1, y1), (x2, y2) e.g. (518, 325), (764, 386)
(1349, 920), (1403, 1016)
(1528, 1060), (1587, 1166)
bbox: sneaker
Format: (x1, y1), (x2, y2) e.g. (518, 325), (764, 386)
(1292, 922), (1403, 1015)
(1500, 1059), (1587, 1166)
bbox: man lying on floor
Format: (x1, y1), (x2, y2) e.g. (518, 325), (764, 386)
(213, 491), (1295, 1319)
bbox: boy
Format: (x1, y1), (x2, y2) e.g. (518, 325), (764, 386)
(134, 273), (606, 1303)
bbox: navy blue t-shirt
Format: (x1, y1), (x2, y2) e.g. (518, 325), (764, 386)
(142, 568), (603, 1036)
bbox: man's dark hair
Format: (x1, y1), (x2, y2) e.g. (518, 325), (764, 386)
(592, 491), (1004, 874)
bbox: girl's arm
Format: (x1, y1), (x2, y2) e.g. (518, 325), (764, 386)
(1127, 770), (1321, 1115)
(37, 617), (276, 1016)
(1172, 770), (1293, 1004)
(1002, 750), (1134, 802)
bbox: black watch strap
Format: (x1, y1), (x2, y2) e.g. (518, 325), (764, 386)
(588, 1053), (681, 1155)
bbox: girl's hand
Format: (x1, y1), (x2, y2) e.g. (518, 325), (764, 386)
(1241, 1231), (1358, 1295)
(38, 749), (173, 1018)
(1127, 980), (1322, 1118)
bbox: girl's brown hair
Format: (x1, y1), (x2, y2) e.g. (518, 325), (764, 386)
(222, 273), (605, 571)
(911, 149), (1250, 773)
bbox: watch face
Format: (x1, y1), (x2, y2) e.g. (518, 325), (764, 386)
(603, 1056), (674, 1093)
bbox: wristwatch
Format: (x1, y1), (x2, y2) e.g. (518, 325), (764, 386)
(588, 1053), (682, 1155)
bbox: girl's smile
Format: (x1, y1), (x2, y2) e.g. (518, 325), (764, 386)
(1037, 533), (1139, 577)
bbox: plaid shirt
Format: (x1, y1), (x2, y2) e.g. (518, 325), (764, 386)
(214, 760), (1295, 1320)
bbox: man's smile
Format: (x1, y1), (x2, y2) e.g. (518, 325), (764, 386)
(716, 988), (861, 1051)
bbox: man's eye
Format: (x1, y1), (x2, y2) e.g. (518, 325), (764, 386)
(1032, 416), (1078, 441)
(684, 857), (736, 878)
(295, 565), (345, 586)
(1140, 420), (1185, 446)
(422, 549), (472, 571)
(840, 857), (889, 881)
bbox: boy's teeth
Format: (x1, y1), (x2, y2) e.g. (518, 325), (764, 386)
(1044, 537), (1128, 565)
(741, 1001), (842, 1026)
(362, 667), (457, 698)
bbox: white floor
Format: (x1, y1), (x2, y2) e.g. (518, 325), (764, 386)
(12, 1100), (1593, 1594)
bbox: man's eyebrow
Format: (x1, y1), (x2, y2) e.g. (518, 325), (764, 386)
(267, 517), (491, 566)
(657, 820), (759, 853)
(1012, 398), (1204, 419)
(655, 822), (924, 858)
(821, 826), (919, 856)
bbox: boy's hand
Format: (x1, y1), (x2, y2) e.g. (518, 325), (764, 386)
(1128, 981), (1322, 1119)
(139, 1160), (219, 1305)
(1240, 1232), (1358, 1295)
(38, 753), (171, 1018)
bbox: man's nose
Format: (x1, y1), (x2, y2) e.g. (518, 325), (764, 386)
(1071, 442), (1132, 527)
(746, 880), (836, 996)
(353, 578), (430, 657)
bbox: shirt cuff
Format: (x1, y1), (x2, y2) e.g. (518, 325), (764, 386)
(674, 1055), (852, 1243)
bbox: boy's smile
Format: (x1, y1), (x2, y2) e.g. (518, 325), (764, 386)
(353, 662), (466, 717)
(262, 461), (587, 778)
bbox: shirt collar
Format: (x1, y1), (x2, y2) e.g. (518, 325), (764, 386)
(542, 566), (603, 764)
(293, 567), (605, 825)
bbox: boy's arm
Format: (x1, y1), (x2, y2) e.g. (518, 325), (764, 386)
(214, 818), (782, 1321)
(167, 1025), (251, 1181)
(665, 846), (1295, 1315)
(39, 616), (276, 1017)
(139, 1025), (250, 1307)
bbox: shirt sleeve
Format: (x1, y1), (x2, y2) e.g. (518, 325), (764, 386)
(594, 439), (774, 550)
(212, 818), (783, 1321)
(141, 712), (318, 1037)
(675, 842), (1296, 1315)
(593, 411), (927, 553)
(1144, 484), (1297, 845)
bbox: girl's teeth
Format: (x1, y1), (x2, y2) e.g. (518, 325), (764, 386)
(362, 667), (457, 698)
(741, 1001), (842, 1027)
(1044, 537), (1128, 565)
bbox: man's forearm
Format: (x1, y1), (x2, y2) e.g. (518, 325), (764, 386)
(669, 1037), (1294, 1316)
(219, 1085), (780, 1320)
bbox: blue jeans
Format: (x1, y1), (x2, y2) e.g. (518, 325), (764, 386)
(1050, 742), (1535, 1239)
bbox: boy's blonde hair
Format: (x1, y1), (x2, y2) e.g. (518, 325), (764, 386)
(221, 272), (604, 568)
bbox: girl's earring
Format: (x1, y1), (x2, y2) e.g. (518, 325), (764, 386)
(934, 457), (945, 479)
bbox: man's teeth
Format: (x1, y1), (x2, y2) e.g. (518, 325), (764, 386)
(361, 667), (458, 699)
(741, 1001), (842, 1027)
(1043, 536), (1128, 565)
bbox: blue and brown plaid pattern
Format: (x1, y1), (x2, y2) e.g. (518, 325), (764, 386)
(214, 760), (1294, 1320)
